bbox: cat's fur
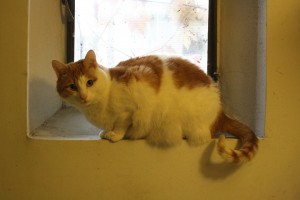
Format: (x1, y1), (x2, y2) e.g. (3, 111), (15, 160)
(52, 50), (258, 163)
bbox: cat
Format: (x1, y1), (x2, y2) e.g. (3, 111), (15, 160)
(52, 50), (258, 163)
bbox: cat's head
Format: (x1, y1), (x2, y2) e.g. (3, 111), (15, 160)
(52, 50), (108, 107)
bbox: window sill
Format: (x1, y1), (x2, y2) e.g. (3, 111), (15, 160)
(29, 106), (262, 141)
(29, 106), (101, 140)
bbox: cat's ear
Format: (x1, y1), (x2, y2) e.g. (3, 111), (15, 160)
(52, 60), (67, 77)
(83, 50), (97, 68)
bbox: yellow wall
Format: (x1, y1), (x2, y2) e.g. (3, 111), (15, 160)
(1, 0), (300, 200)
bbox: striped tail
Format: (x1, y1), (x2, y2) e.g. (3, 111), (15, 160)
(212, 111), (259, 163)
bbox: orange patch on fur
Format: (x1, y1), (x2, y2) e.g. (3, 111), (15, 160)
(167, 57), (211, 89)
(109, 56), (163, 91)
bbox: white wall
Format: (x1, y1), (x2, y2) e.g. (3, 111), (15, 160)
(219, 0), (265, 137)
(28, 0), (66, 132)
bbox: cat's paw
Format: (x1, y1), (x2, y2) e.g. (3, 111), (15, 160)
(100, 131), (123, 142)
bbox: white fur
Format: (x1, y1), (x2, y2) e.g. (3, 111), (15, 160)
(63, 57), (222, 147)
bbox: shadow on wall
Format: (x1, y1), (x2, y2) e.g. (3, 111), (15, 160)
(28, 76), (62, 132)
(199, 141), (241, 179)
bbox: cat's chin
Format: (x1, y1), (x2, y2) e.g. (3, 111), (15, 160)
(71, 101), (92, 108)
(81, 101), (92, 106)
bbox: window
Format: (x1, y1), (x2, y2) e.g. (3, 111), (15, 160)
(74, 0), (210, 73)
(28, 0), (265, 139)
(28, 0), (217, 139)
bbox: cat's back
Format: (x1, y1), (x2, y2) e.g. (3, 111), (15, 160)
(108, 55), (221, 138)
(108, 55), (213, 92)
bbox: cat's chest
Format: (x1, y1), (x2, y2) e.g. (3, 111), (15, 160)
(82, 105), (114, 130)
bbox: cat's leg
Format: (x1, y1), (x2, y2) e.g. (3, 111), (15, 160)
(100, 113), (131, 142)
(146, 120), (182, 147)
(185, 127), (212, 146)
(124, 118), (149, 140)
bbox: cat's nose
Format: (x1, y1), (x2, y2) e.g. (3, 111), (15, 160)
(80, 94), (88, 103)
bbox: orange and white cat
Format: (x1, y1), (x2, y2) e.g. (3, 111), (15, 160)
(52, 50), (258, 163)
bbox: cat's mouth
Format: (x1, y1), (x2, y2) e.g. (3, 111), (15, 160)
(81, 100), (90, 105)
(81, 99), (94, 106)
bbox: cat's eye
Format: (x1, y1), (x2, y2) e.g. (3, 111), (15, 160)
(69, 84), (77, 91)
(87, 80), (94, 87)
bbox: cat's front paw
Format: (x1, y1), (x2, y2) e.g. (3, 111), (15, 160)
(100, 131), (123, 142)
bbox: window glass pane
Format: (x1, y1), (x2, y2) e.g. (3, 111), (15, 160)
(75, 0), (208, 72)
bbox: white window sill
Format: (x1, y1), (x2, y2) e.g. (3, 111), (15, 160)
(29, 106), (101, 140)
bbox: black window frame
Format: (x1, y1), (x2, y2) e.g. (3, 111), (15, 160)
(63, 0), (75, 63)
(207, 0), (218, 81)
